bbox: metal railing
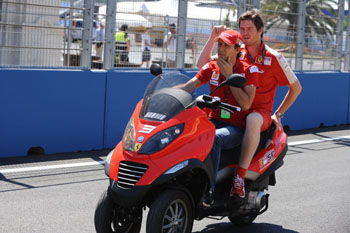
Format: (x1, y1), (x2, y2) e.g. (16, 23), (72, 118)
(0, 0), (349, 71)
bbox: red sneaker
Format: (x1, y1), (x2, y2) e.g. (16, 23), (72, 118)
(230, 174), (245, 198)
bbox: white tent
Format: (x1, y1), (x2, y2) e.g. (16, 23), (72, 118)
(115, 13), (152, 28)
(99, 7), (152, 29)
(113, 0), (232, 21)
(99, 0), (233, 23)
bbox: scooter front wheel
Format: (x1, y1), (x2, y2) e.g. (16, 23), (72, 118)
(146, 189), (193, 233)
(94, 189), (142, 233)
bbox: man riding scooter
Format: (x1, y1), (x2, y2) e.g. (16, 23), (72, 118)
(179, 29), (260, 207)
(196, 9), (302, 199)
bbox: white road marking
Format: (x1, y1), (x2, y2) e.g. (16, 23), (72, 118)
(1, 135), (349, 174)
(0, 160), (105, 174)
(288, 135), (350, 146)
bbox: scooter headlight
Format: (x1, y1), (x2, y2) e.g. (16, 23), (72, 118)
(104, 149), (114, 176)
(123, 117), (135, 152)
(139, 124), (184, 155)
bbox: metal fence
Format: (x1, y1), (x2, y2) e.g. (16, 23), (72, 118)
(0, 0), (349, 71)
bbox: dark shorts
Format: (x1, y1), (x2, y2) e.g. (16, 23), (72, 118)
(115, 44), (129, 62)
(142, 48), (151, 62)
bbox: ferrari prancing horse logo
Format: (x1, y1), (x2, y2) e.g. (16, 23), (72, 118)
(134, 143), (142, 152)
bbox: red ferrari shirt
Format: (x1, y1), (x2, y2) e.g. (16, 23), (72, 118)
(240, 42), (298, 113)
(196, 59), (259, 128)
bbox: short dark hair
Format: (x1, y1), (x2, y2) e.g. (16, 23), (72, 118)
(120, 24), (128, 31)
(238, 9), (264, 39)
(169, 23), (176, 29)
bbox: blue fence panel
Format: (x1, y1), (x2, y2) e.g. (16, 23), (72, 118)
(0, 69), (349, 158)
(274, 72), (350, 130)
(103, 69), (155, 149)
(0, 69), (106, 157)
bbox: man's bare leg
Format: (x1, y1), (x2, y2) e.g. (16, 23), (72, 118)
(230, 112), (263, 197)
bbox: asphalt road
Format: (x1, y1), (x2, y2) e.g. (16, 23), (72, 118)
(1, 125), (349, 233)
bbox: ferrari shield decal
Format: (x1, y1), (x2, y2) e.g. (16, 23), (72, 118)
(259, 149), (275, 170)
(211, 72), (220, 80)
(134, 143), (142, 152)
(210, 72), (219, 86)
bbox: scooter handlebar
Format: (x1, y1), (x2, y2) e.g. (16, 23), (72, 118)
(195, 95), (241, 113)
(220, 102), (241, 113)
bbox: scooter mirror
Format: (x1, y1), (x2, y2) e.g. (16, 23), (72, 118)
(150, 63), (162, 76)
(223, 74), (246, 88)
(209, 74), (246, 95)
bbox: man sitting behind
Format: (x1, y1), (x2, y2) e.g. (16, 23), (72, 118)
(180, 30), (260, 207)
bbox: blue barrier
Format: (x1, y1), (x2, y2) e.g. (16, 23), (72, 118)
(0, 69), (106, 158)
(0, 69), (349, 158)
(274, 72), (350, 130)
(104, 70), (154, 148)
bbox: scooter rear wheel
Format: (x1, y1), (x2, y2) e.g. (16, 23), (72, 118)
(94, 189), (142, 233)
(228, 214), (258, 226)
(146, 189), (193, 233)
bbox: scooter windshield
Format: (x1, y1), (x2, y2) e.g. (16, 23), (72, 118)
(140, 72), (196, 122)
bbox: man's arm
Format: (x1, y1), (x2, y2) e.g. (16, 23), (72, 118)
(163, 33), (175, 48)
(230, 85), (256, 111)
(216, 57), (257, 111)
(272, 79), (302, 125)
(175, 77), (203, 93)
(196, 25), (227, 68)
(126, 40), (130, 52)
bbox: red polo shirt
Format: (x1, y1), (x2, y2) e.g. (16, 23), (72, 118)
(196, 59), (259, 128)
(240, 42), (298, 113)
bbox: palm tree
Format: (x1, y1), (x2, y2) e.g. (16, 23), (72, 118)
(260, 0), (337, 47)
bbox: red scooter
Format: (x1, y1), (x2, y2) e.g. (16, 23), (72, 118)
(94, 64), (288, 233)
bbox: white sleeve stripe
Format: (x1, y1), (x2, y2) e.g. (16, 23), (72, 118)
(275, 55), (297, 84)
(267, 45), (297, 84)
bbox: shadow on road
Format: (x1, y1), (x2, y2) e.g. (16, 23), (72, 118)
(193, 222), (299, 233)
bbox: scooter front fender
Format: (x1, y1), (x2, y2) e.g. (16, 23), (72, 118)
(152, 158), (212, 186)
(109, 179), (151, 207)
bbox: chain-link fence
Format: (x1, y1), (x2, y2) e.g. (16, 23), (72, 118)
(0, 0), (349, 71)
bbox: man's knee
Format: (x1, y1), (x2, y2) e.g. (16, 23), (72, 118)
(246, 112), (263, 131)
(214, 133), (224, 147)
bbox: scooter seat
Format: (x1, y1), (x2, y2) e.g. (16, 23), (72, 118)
(216, 124), (275, 184)
(219, 123), (274, 168)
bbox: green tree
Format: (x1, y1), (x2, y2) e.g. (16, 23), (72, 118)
(261, 0), (337, 46)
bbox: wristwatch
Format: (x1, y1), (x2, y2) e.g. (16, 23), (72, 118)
(276, 112), (284, 118)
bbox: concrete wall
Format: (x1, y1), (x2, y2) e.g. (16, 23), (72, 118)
(1, 69), (349, 158)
